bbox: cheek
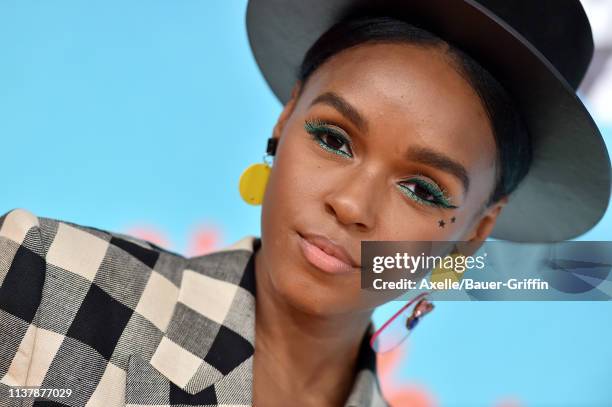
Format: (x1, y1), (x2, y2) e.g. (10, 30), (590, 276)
(374, 210), (461, 241)
(260, 126), (322, 255)
(265, 129), (325, 214)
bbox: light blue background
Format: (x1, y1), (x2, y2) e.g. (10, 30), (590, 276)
(2, 1), (611, 405)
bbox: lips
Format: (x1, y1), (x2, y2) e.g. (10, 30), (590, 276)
(297, 231), (360, 274)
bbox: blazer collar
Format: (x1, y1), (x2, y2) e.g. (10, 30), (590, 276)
(144, 236), (386, 406)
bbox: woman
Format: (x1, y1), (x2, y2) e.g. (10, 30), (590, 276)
(0, 1), (609, 406)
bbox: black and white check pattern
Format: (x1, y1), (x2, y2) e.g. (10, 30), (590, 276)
(0, 208), (387, 406)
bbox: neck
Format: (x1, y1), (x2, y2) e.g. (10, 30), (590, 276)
(253, 244), (372, 406)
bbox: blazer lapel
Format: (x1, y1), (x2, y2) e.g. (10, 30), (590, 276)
(126, 236), (259, 406)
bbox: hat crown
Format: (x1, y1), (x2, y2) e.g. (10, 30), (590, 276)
(343, 0), (594, 90)
(477, 0), (594, 89)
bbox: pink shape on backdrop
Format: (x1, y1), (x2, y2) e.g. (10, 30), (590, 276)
(377, 339), (437, 407)
(495, 398), (523, 407)
(186, 225), (222, 256)
(124, 223), (222, 256)
(125, 226), (172, 249)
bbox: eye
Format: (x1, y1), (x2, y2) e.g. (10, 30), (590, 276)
(397, 178), (458, 209)
(304, 120), (353, 158)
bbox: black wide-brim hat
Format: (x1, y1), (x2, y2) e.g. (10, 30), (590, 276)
(246, 0), (611, 242)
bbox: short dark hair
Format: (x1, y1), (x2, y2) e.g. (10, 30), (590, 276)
(298, 16), (532, 207)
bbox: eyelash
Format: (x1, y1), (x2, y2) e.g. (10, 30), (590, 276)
(303, 119), (458, 209)
(304, 119), (354, 158)
(396, 178), (457, 209)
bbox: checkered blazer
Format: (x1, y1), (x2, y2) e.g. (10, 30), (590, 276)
(0, 208), (388, 406)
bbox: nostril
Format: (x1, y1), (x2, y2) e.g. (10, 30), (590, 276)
(325, 202), (337, 217)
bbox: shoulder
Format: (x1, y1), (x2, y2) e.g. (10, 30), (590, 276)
(1, 207), (258, 295)
(1, 208), (258, 312)
(5, 207), (188, 279)
(0, 207), (190, 322)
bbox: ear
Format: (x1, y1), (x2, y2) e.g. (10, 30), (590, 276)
(272, 82), (302, 141)
(457, 196), (508, 255)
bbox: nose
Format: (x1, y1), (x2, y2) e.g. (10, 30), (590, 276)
(323, 167), (381, 231)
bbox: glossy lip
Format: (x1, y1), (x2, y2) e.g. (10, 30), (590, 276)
(297, 231), (361, 274)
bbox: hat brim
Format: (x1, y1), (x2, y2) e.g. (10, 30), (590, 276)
(246, 0), (611, 242)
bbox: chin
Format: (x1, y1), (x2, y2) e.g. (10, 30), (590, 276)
(269, 252), (363, 317)
(276, 274), (356, 316)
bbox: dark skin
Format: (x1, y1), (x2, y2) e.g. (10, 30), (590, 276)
(253, 42), (508, 406)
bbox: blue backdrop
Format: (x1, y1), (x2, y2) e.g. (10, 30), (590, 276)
(2, 1), (611, 405)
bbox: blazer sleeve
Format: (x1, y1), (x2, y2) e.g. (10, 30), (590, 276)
(0, 208), (46, 388)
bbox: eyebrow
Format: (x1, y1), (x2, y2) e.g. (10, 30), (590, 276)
(309, 92), (368, 133)
(406, 147), (471, 194)
(310, 91), (470, 194)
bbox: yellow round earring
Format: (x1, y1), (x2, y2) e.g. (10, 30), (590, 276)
(239, 138), (277, 206)
(430, 252), (466, 285)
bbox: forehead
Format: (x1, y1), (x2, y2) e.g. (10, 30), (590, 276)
(296, 42), (497, 169)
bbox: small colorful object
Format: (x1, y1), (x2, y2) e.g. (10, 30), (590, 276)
(239, 162), (271, 205)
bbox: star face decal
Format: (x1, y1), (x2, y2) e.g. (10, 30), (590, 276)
(438, 219), (446, 228)
(450, 216), (456, 223)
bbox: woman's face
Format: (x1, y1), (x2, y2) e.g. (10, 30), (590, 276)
(259, 42), (505, 316)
